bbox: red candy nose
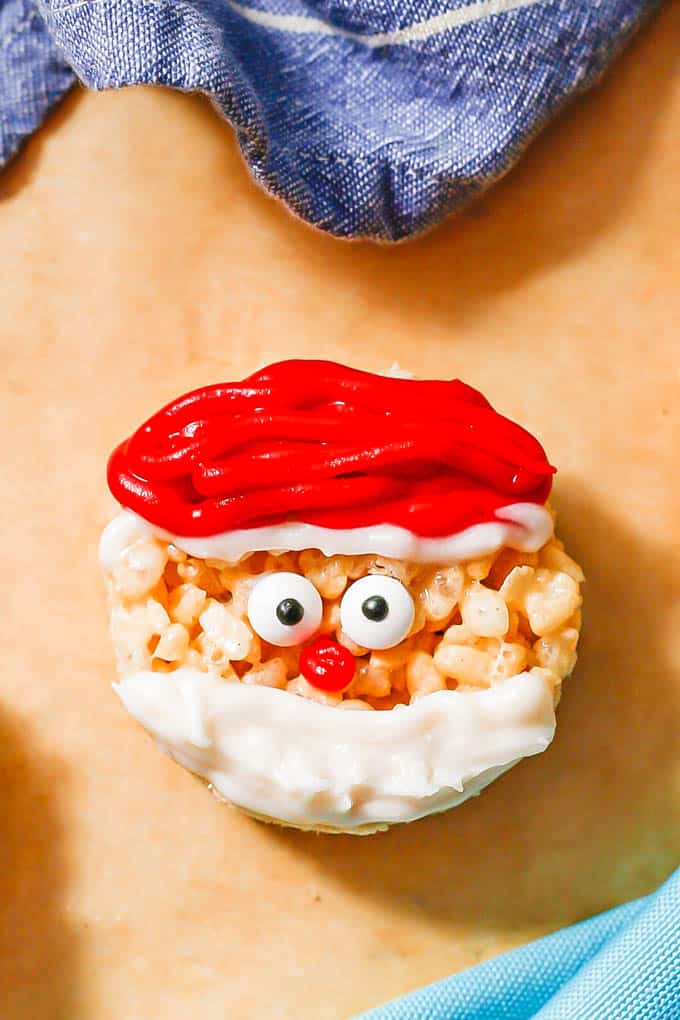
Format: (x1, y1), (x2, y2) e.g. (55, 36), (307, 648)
(299, 637), (355, 693)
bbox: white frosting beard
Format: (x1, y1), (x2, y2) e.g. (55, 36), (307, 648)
(99, 504), (554, 570)
(101, 507), (556, 831)
(115, 669), (555, 831)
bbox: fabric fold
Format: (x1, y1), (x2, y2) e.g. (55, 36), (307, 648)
(356, 867), (679, 1019)
(0, 0), (74, 165)
(2, 0), (662, 239)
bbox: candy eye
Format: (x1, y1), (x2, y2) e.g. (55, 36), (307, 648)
(339, 575), (415, 650)
(247, 572), (322, 647)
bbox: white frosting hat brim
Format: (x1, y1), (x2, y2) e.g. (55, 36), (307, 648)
(100, 503), (553, 569)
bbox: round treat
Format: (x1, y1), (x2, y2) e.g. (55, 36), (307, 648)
(100, 360), (583, 833)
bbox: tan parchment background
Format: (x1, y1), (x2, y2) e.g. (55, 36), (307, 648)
(1, 6), (679, 1018)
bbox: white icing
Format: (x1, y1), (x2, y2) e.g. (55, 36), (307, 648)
(99, 509), (152, 571)
(115, 668), (555, 830)
(99, 503), (554, 569)
(381, 362), (414, 378)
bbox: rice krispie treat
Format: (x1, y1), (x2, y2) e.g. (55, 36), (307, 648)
(99, 360), (583, 833)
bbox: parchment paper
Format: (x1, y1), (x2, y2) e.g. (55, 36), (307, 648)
(1, 8), (678, 1017)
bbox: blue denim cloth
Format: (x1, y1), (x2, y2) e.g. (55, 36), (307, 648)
(0, 0), (74, 163)
(0, 0), (661, 238)
(356, 867), (680, 1019)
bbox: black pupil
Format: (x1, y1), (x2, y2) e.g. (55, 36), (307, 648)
(361, 595), (389, 622)
(276, 598), (304, 627)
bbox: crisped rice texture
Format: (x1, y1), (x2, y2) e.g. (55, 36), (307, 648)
(103, 529), (583, 710)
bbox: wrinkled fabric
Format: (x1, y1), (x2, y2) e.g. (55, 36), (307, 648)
(0, 0), (74, 164)
(356, 867), (680, 1019)
(0, 0), (664, 234)
(0, 0), (663, 237)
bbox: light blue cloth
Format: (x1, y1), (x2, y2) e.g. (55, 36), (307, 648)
(0, 0), (663, 239)
(357, 867), (680, 1019)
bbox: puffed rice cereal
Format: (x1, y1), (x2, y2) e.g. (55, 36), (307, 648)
(104, 533), (582, 710)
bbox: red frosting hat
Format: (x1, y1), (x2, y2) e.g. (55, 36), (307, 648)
(108, 360), (554, 542)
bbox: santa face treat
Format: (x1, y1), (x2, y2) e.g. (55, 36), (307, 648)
(99, 360), (583, 833)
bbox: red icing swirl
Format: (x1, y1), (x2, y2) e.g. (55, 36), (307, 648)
(108, 360), (554, 538)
